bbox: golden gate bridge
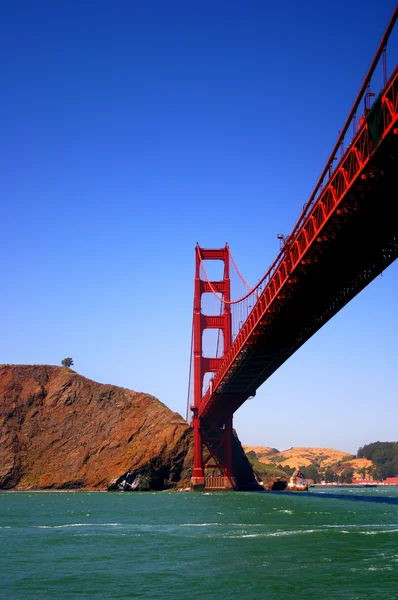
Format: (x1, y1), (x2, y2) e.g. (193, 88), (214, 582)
(187, 6), (398, 490)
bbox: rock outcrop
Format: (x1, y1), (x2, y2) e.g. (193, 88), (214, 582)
(0, 365), (258, 491)
(0, 365), (193, 490)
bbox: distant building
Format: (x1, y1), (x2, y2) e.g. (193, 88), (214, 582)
(288, 468), (308, 489)
(351, 478), (375, 484)
(383, 477), (398, 485)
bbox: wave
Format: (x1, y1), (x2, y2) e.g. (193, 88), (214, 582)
(360, 529), (398, 535)
(180, 523), (221, 527)
(226, 529), (317, 539)
(311, 492), (398, 505)
(34, 523), (121, 529)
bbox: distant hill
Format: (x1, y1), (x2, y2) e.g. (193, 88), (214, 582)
(243, 445), (375, 483)
(242, 446), (279, 461)
(244, 446), (353, 468)
(358, 442), (398, 479)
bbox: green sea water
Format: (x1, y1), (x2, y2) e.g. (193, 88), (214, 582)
(1, 487), (397, 600)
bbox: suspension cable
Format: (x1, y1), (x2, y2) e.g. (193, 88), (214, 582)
(197, 245), (268, 305)
(185, 308), (194, 422)
(286, 4), (398, 247)
(197, 8), (398, 309)
(226, 244), (255, 292)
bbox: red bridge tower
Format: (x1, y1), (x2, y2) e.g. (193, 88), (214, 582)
(190, 245), (236, 491)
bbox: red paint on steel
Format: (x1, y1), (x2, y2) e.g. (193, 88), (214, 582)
(191, 245), (233, 482)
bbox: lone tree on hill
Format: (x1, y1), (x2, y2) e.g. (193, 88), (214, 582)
(61, 357), (74, 368)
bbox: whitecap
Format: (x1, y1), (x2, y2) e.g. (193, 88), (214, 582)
(230, 523), (262, 527)
(227, 529), (317, 539)
(360, 529), (398, 535)
(181, 523), (220, 527)
(266, 529), (316, 537)
(35, 523), (121, 529)
(304, 511), (331, 515)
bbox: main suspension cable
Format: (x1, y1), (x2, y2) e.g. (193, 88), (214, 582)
(185, 308), (194, 422)
(197, 245), (267, 305)
(226, 244), (255, 293)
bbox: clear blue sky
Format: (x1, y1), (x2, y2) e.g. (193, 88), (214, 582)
(1, 1), (397, 454)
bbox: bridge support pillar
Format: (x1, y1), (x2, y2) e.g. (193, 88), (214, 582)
(192, 412), (204, 481)
(224, 415), (233, 479)
(190, 415), (237, 491)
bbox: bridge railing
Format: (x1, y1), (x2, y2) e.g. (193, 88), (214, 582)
(198, 10), (398, 417)
(225, 10), (398, 347)
(284, 6), (398, 254)
(204, 476), (235, 489)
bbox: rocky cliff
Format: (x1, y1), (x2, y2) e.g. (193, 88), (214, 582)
(0, 365), (257, 491)
(0, 365), (193, 490)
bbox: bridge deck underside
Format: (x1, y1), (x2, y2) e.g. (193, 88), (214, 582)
(204, 129), (398, 420)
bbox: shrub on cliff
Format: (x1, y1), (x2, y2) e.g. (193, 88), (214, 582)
(61, 358), (74, 368)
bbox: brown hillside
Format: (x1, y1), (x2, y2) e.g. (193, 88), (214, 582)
(242, 446), (280, 461)
(0, 364), (193, 490)
(244, 446), (355, 468)
(0, 365), (257, 491)
(273, 447), (354, 469)
(276, 449), (374, 479)
(334, 458), (373, 479)
(244, 446), (375, 479)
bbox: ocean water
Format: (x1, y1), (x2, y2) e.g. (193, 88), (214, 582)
(0, 487), (397, 600)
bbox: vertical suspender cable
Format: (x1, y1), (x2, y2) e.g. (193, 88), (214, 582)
(185, 309), (194, 423)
